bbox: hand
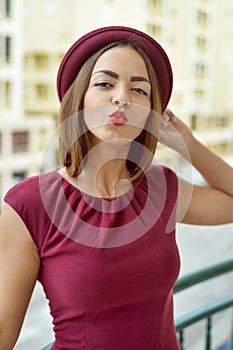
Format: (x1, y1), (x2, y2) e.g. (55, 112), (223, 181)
(158, 108), (194, 159)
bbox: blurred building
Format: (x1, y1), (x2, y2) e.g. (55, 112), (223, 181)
(0, 0), (55, 198)
(0, 0), (233, 198)
(21, 0), (233, 157)
(21, 0), (147, 118)
(145, 0), (233, 161)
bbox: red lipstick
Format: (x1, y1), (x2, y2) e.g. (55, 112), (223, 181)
(109, 110), (128, 126)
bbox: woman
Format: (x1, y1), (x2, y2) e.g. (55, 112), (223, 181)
(0, 26), (232, 350)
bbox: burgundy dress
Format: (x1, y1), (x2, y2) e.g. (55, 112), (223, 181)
(4, 164), (180, 350)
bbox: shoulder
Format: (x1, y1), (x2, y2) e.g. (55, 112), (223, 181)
(146, 164), (178, 187)
(3, 170), (60, 252)
(4, 170), (57, 202)
(4, 175), (39, 213)
(5, 174), (40, 197)
(145, 164), (178, 205)
(3, 170), (60, 216)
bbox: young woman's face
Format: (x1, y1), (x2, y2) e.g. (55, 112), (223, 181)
(83, 46), (152, 144)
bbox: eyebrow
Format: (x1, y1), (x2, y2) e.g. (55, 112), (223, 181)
(92, 70), (151, 84)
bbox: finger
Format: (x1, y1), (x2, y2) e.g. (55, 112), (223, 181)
(162, 109), (176, 124)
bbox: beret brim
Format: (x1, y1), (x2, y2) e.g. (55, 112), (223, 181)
(57, 26), (173, 112)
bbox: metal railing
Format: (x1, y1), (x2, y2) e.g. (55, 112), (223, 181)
(174, 259), (233, 350)
(41, 259), (233, 350)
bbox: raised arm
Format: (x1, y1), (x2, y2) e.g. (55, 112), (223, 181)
(159, 109), (233, 225)
(0, 203), (40, 350)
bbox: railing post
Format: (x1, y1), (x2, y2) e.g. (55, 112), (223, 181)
(178, 330), (184, 350)
(205, 316), (212, 350)
(231, 307), (233, 350)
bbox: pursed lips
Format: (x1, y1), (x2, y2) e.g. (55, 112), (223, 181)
(109, 110), (128, 126)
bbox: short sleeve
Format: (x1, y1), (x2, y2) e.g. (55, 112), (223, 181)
(4, 175), (50, 253)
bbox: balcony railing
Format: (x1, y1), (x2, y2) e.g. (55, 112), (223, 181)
(41, 259), (233, 350)
(174, 259), (233, 350)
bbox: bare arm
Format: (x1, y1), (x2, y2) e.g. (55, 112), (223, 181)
(159, 109), (233, 225)
(0, 203), (40, 350)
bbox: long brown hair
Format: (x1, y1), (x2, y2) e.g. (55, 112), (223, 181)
(58, 40), (162, 179)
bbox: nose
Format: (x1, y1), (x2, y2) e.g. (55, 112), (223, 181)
(113, 100), (130, 108)
(112, 88), (130, 108)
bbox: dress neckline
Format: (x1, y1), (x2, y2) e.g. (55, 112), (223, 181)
(55, 168), (144, 201)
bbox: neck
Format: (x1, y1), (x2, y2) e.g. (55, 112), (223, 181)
(78, 139), (131, 198)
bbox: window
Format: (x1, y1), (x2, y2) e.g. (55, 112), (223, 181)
(218, 116), (228, 127)
(146, 23), (162, 41)
(194, 88), (204, 101)
(0, 81), (12, 107)
(12, 131), (29, 153)
(5, 36), (11, 62)
(0, 36), (12, 63)
(197, 10), (208, 29)
(5, 81), (11, 106)
(12, 170), (27, 185)
(191, 114), (198, 130)
(34, 54), (49, 70)
(195, 63), (206, 80)
(148, 0), (163, 16)
(196, 36), (207, 55)
(36, 84), (49, 99)
(5, 0), (12, 16)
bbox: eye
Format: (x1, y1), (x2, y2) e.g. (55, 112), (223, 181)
(94, 81), (113, 88)
(131, 87), (148, 96)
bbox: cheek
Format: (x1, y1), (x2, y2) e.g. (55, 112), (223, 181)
(83, 87), (109, 110)
(83, 91), (92, 110)
(126, 104), (151, 129)
(83, 85), (100, 109)
(83, 104), (110, 132)
(83, 107), (98, 130)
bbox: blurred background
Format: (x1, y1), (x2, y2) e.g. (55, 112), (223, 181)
(0, 0), (232, 349)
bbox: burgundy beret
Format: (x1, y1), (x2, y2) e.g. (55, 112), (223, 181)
(57, 25), (173, 111)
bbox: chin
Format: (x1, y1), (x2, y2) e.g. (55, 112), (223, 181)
(90, 126), (143, 143)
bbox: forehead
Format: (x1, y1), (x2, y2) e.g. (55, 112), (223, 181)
(92, 46), (149, 77)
